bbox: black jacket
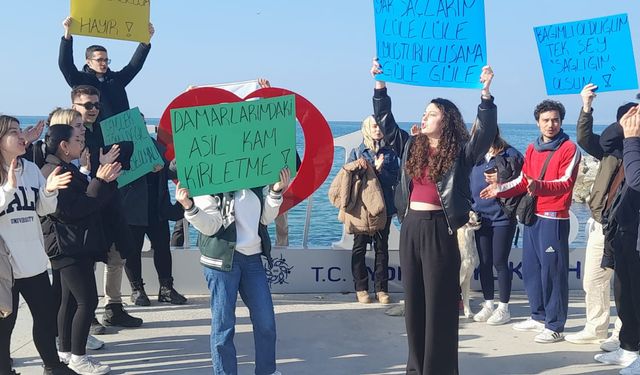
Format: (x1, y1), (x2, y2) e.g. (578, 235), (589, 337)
(373, 87), (498, 233)
(58, 36), (151, 122)
(120, 141), (183, 226)
(40, 155), (117, 269)
(82, 122), (136, 259)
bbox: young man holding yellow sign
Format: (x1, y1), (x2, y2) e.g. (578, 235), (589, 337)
(59, 16), (154, 123)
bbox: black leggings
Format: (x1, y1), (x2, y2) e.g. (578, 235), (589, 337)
(474, 220), (517, 303)
(400, 210), (460, 375)
(0, 271), (60, 373)
(58, 260), (98, 355)
(125, 220), (172, 282)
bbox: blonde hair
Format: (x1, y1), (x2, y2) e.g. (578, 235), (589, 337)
(49, 108), (82, 126)
(0, 115), (20, 185)
(361, 115), (380, 153)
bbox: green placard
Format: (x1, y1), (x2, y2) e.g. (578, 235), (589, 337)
(100, 107), (163, 187)
(171, 95), (297, 196)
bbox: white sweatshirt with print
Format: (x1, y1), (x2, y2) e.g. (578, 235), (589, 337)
(0, 159), (58, 279)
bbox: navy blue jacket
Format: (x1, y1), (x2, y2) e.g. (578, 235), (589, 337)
(348, 143), (399, 216)
(470, 146), (523, 226)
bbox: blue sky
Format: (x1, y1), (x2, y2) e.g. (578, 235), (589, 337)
(0, 0), (638, 124)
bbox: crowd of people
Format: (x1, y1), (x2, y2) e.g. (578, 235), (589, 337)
(1, 14), (640, 375)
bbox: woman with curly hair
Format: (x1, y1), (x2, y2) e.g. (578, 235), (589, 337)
(370, 60), (497, 375)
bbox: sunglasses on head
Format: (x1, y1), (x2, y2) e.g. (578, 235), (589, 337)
(74, 102), (101, 110)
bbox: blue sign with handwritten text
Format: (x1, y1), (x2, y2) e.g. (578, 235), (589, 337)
(373, 0), (487, 89)
(534, 14), (638, 95)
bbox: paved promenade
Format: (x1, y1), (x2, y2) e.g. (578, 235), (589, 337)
(9, 291), (621, 374)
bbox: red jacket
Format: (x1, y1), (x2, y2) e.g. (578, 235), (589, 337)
(497, 140), (581, 219)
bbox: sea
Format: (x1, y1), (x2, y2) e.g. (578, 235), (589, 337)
(16, 116), (606, 249)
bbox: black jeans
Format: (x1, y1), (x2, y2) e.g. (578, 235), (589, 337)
(474, 220), (517, 303)
(400, 210), (460, 375)
(351, 217), (392, 293)
(125, 220), (173, 282)
(58, 260), (99, 355)
(613, 230), (640, 352)
(0, 271), (60, 373)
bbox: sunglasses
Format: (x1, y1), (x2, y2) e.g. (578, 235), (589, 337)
(74, 102), (101, 110)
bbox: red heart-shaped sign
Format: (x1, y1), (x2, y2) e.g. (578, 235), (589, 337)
(158, 87), (334, 214)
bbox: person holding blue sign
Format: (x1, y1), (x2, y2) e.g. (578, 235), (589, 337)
(174, 168), (290, 375)
(371, 58), (497, 375)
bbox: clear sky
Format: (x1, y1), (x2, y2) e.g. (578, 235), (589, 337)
(0, 0), (638, 124)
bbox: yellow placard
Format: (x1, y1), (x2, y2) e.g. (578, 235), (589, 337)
(69, 0), (150, 44)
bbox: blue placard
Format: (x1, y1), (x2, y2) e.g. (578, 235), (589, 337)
(373, 0), (487, 89)
(534, 14), (638, 95)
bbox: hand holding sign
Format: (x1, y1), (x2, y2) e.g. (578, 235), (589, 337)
(175, 181), (193, 210)
(63, 16), (72, 40)
(480, 66), (494, 98)
(272, 167), (291, 193)
(580, 83), (598, 113)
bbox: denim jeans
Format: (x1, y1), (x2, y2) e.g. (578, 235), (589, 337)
(203, 253), (277, 375)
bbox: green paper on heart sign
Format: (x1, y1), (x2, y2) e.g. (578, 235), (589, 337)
(100, 107), (163, 188)
(170, 95), (297, 196)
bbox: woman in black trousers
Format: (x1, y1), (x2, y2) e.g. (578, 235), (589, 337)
(41, 125), (121, 374)
(371, 60), (497, 374)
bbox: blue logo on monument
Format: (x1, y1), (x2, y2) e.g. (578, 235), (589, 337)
(264, 254), (294, 287)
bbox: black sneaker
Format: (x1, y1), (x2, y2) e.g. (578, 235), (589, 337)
(158, 278), (187, 305)
(89, 317), (106, 335)
(102, 303), (143, 327)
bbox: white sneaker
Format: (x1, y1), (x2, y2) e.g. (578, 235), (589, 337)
(602, 334), (622, 352)
(621, 357), (640, 375)
(473, 302), (494, 322)
(535, 328), (564, 343)
(487, 307), (511, 325)
(86, 335), (104, 350)
(513, 318), (545, 332)
(58, 351), (71, 365)
(565, 330), (605, 345)
(68, 355), (111, 375)
(594, 348), (639, 367)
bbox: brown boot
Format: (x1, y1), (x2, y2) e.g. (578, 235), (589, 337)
(376, 291), (391, 304)
(356, 291), (371, 304)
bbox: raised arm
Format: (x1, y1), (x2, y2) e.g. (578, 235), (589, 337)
(576, 84), (604, 160)
(58, 17), (84, 87)
(115, 23), (154, 86)
(371, 58), (409, 158)
(465, 66), (498, 165)
(621, 105), (640, 191)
